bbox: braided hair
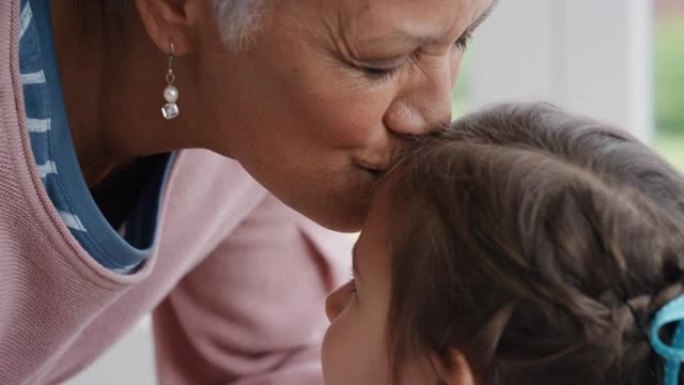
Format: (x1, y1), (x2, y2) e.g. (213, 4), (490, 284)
(384, 103), (684, 385)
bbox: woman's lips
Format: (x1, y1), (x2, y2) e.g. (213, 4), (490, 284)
(352, 148), (399, 178)
(352, 151), (395, 179)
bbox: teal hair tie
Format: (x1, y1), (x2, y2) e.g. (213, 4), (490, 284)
(650, 294), (684, 385)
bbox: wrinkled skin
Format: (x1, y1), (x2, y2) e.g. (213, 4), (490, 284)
(52, 0), (494, 231)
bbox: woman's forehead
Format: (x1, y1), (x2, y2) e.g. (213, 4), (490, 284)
(331, 0), (494, 40)
(264, 0), (494, 56)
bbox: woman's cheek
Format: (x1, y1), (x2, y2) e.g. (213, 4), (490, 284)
(301, 82), (393, 146)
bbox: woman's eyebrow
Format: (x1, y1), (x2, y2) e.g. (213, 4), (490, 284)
(464, 0), (499, 37)
(358, 0), (500, 48)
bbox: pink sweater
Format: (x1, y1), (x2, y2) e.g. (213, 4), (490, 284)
(0, 1), (351, 384)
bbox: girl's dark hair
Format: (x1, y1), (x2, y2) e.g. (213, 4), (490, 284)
(385, 103), (684, 384)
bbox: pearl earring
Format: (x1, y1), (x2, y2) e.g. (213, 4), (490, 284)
(161, 42), (180, 120)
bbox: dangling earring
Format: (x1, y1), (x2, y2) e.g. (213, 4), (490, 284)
(161, 42), (180, 120)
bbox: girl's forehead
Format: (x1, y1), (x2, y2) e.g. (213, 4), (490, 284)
(354, 180), (399, 278)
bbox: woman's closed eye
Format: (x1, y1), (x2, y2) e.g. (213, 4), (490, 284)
(358, 58), (407, 81)
(359, 33), (473, 81)
(454, 31), (473, 51)
(361, 66), (401, 80)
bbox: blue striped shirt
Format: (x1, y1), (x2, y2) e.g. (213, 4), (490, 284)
(18, 0), (173, 273)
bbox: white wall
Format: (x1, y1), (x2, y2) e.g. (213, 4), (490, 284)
(65, 318), (157, 385)
(469, 0), (654, 142)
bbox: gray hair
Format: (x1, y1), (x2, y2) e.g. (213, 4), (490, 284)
(212, 0), (270, 51)
(104, 0), (269, 52)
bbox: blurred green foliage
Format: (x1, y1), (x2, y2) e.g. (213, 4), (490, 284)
(655, 131), (684, 171)
(451, 53), (471, 119)
(655, 16), (684, 134)
(450, 18), (683, 169)
(654, 16), (684, 171)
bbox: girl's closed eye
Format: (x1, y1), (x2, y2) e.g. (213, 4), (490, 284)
(344, 278), (357, 300)
(325, 278), (359, 322)
(339, 278), (358, 310)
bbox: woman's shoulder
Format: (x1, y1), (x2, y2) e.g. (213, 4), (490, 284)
(0, 1), (24, 146)
(0, 0), (34, 194)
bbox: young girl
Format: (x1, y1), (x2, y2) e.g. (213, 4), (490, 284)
(323, 103), (684, 385)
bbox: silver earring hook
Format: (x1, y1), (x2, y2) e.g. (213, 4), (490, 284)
(166, 42), (176, 84)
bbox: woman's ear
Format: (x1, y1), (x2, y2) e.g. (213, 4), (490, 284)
(432, 351), (476, 385)
(134, 0), (205, 55)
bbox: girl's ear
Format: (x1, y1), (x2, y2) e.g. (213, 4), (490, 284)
(432, 351), (476, 385)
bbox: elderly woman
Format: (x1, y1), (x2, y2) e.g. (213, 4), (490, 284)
(0, 0), (495, 383)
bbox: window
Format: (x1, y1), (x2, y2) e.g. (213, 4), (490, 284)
(654, 0), (684, 170)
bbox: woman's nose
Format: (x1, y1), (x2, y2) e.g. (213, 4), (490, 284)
(383, 63), (454, 136)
